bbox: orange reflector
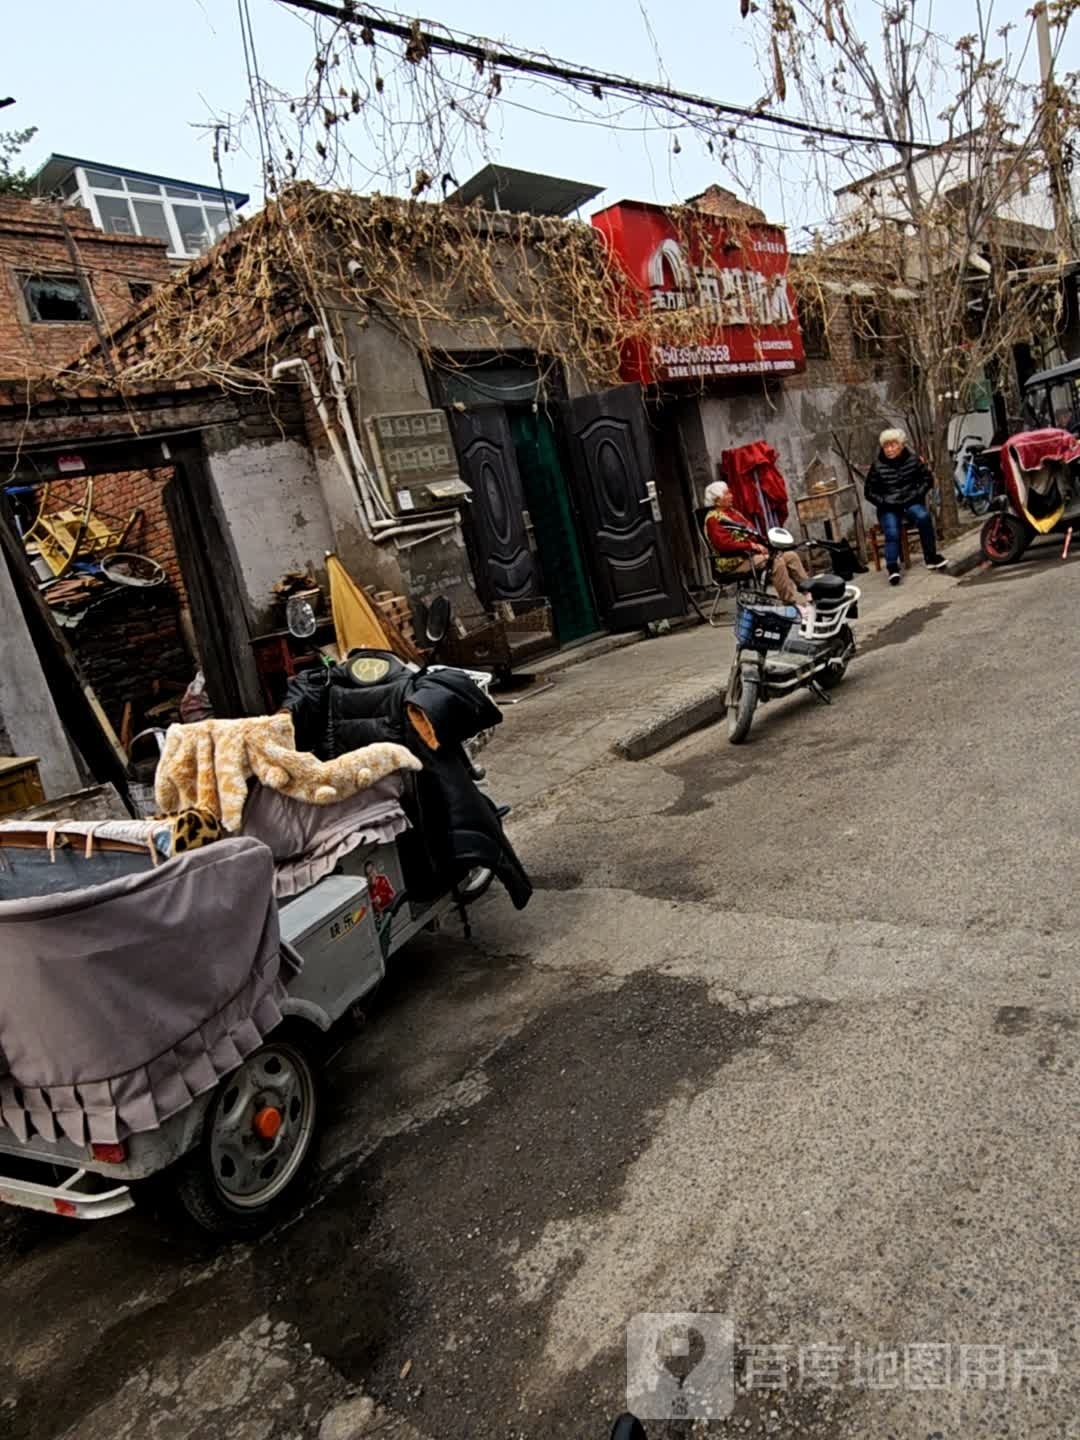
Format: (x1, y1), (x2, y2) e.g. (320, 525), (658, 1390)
(253, 1106), (283, 1140)
(54, 1199), (77, 1217)
(91, 1141), (126, 1165)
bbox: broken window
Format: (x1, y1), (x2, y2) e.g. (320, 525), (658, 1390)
(799, 295), (830, 359)
(21, 274), (94, 323)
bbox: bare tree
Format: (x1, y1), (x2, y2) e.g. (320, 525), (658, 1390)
(752, 0), (1078, 530)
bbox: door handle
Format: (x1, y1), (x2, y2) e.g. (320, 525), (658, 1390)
(640, 480), (662, 523)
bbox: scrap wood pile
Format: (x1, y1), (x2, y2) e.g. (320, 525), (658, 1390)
(368, 588), (417, 649)
(42, 562), (168, 621)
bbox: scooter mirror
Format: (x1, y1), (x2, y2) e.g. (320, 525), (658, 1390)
(286, 595), (317, 639)
(767, 526), (797, 550)
(425, 595), (452, 645)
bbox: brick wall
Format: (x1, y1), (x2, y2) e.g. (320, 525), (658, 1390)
(786, 291), (910, 395)
(0, 197), (172, 378)
(63, 583), (193, 734)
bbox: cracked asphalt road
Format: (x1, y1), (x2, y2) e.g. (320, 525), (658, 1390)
(3, 541), (1080, 1440)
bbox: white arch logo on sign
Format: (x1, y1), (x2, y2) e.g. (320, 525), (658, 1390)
(647, 236), (695, 295)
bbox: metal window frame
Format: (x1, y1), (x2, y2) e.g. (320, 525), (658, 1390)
(76, 165), (234, 259)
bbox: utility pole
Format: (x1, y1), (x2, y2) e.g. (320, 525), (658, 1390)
(1036, 2), (1074, 255)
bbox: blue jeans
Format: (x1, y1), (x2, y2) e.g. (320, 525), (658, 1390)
(878, 503), (938, 573)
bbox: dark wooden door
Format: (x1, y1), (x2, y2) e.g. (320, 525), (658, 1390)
(448, 407), (540, 604)
(562, 385), (683, 630)
(165, 448), (263, 717)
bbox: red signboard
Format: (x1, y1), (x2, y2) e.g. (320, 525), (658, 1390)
(591, 200), (805, 386)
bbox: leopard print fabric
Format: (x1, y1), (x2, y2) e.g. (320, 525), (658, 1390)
(168, 808), (224, 852)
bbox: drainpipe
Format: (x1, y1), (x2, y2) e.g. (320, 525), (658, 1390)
(270, 356), (370, 538)
(308, 316), (394, 527)
(272, 355), (460, 546)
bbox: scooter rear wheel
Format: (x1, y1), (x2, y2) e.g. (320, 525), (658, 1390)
(981, 513), (1033, 565)
(726, 667), (759, 744)
(818, 624), (854, 689)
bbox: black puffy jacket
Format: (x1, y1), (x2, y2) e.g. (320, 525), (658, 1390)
(282, 658), (532, 911)
(864, 447), (934, 510)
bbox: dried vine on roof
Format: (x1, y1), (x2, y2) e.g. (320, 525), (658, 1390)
(63, 186), (801, 399)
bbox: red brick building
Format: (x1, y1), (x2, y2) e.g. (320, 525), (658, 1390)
(0, 199), (194, 738)
(0, 197), (171, 378)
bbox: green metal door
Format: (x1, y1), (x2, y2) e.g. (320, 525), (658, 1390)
(509, 411), (599, 645)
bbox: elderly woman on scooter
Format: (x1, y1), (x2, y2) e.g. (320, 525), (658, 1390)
(865, 429), (948, 584)
(703, 480), (812, 610)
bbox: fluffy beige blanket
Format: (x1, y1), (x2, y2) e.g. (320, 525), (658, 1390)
(155, 713), (420, 833)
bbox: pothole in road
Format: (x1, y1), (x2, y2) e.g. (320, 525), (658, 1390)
(253, 972), (826, 1440)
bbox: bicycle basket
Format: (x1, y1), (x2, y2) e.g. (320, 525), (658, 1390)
(735, 602), (799, 651)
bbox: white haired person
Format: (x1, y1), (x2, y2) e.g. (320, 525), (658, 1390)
(864, 428), (948, 585)
(703, 480), (811, 609)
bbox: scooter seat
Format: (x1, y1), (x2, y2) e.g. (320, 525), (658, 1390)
(797, 573), (847, 605)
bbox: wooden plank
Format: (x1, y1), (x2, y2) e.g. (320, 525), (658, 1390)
(0, 495), (133, 807)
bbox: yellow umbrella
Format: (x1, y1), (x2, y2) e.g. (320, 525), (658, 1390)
(326, 552), (422, 662)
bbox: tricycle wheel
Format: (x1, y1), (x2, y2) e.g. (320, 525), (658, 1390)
(176, 1027), (324, 1238)
(726, 665), (759, 744)
(981, 513), (1033, 565)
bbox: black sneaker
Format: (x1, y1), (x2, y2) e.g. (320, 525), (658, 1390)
(888, 571), (902, 586)
(926, 554), (949, 570)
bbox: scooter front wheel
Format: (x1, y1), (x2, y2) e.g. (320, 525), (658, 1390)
(726, 666), (759, 744)
(981, 513), (1033, 565)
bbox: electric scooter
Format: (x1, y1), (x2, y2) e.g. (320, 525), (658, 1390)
(723, 525), (862, 744)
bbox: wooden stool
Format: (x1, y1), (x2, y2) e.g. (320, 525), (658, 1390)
(868, 523), (917, 571)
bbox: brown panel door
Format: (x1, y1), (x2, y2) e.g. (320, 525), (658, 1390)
(448, 406), (540, 603)
(562, 385), (683, 630)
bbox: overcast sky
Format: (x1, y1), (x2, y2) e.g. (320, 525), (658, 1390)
(6, 0), (1079, 240)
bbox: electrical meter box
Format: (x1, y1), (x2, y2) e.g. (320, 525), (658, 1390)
(365, 409), (472, 516)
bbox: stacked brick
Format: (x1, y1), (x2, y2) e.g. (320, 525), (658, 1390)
(371, 590), (417, 648)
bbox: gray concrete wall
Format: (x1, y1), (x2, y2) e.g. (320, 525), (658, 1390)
(203, 432), (336, 629)
(0, 554), (82, 797)
(690, 376), (898, 535)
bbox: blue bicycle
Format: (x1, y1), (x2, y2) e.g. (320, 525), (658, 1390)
(953, 436), (997, 516)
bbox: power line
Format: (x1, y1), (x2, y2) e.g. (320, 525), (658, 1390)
(270, 0), (921, 152)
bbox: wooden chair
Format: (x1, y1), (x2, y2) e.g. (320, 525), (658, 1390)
(23, 479), (141, 579)
(868, 521), (919, 571)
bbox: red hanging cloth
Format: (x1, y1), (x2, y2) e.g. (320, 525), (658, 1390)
(720, 441), (789, 529)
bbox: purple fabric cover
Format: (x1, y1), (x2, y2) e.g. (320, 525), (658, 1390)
(240, 777), (407, 898)
(0, 837), (292, 1146)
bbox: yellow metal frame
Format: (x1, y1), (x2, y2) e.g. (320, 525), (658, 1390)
(23, 480), (141, 579)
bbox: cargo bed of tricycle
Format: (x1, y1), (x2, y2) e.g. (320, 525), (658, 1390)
(0, 808), (469, 1236)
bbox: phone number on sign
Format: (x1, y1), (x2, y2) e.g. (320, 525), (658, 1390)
(654, 345), (733, 365)
(659, 359), (799, 378)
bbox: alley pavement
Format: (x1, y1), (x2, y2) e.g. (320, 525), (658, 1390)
(488, 522), (984, 812)
(4, 532), (1080, 1440)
